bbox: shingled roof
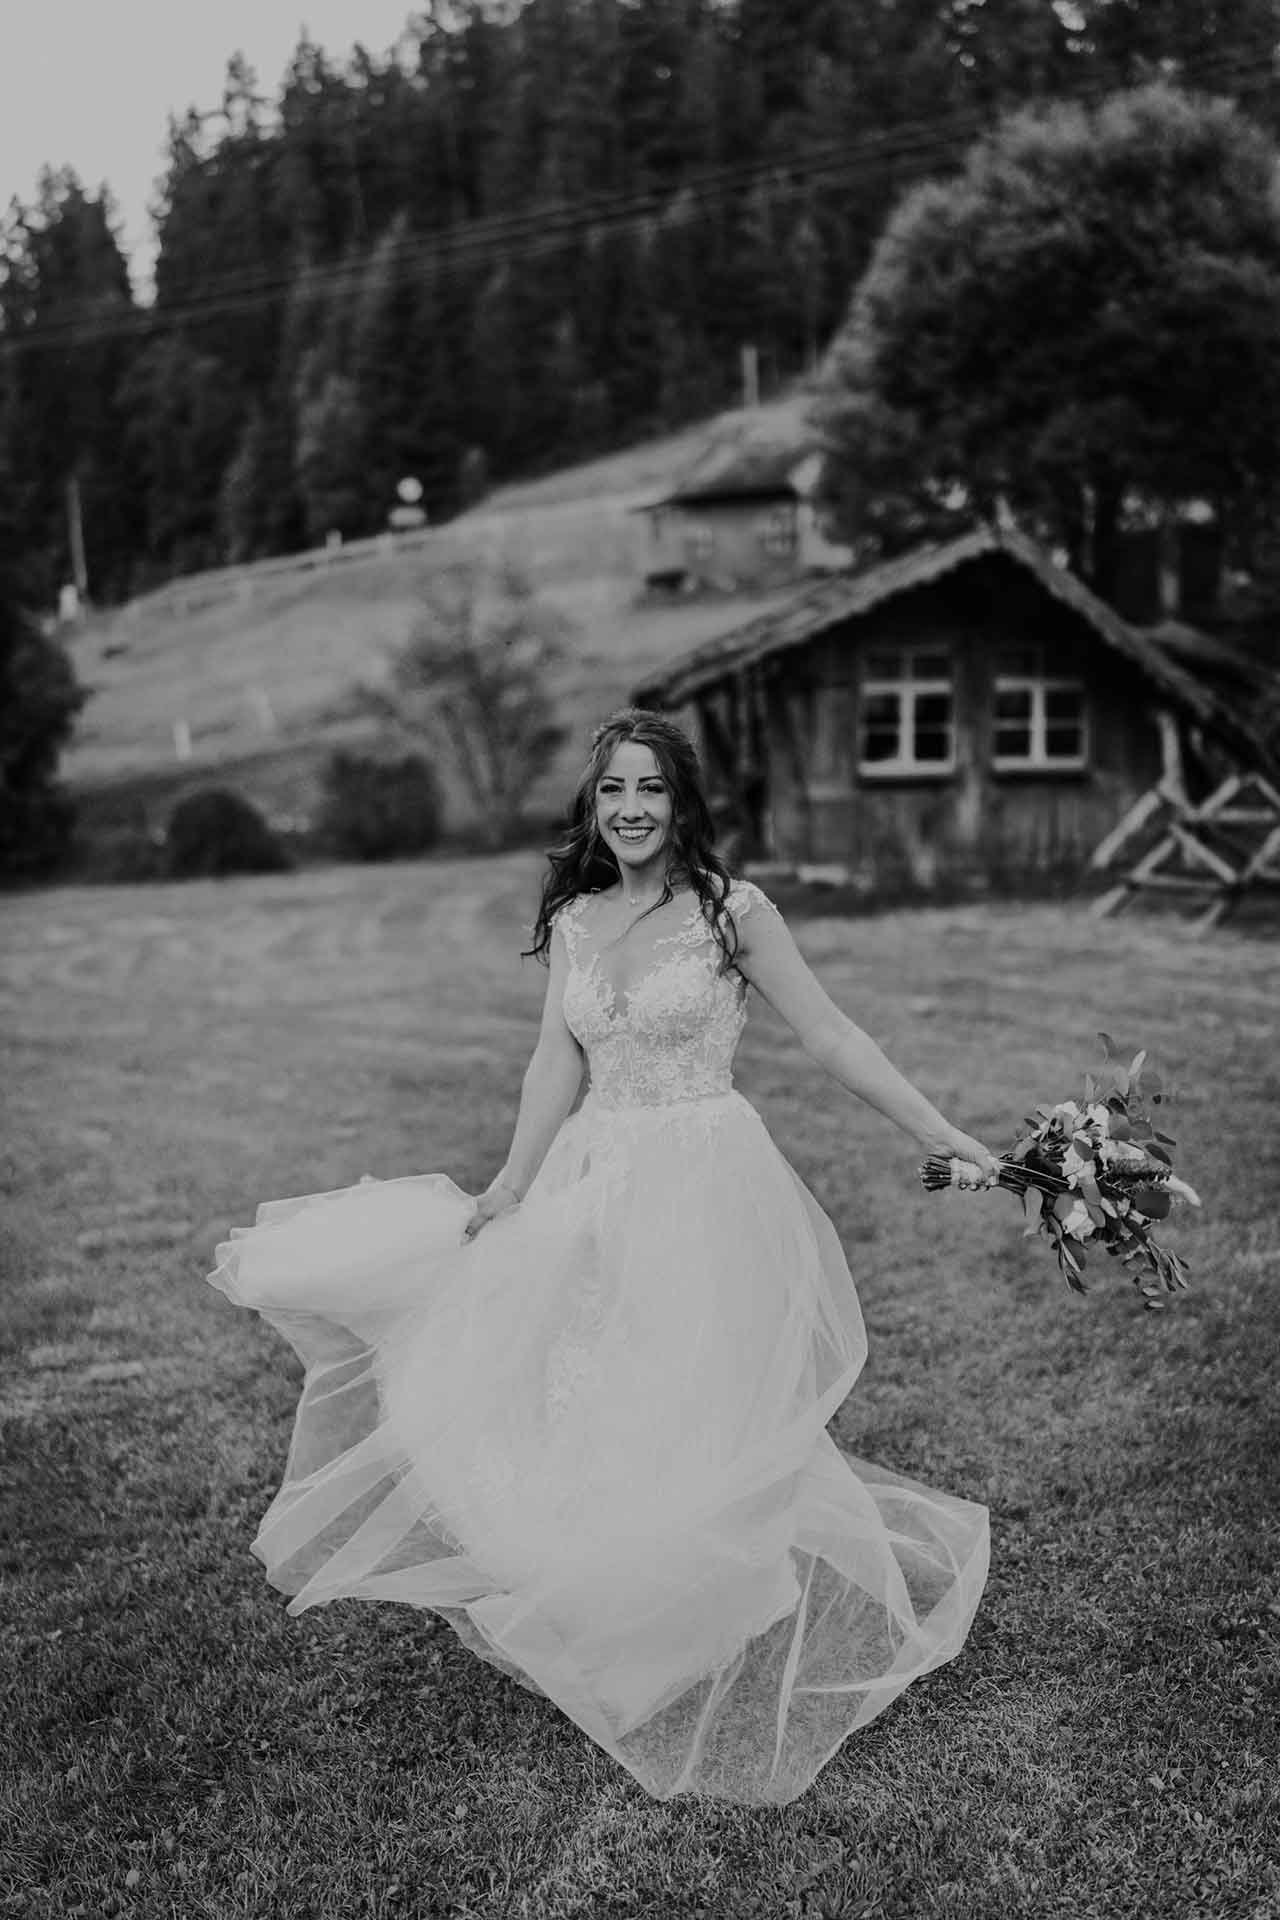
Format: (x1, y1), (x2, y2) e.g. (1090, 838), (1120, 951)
(645, 437), (812, 509)
(631, 525), (1273, 769)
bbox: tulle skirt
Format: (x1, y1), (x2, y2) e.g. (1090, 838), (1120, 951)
(207, 1089), (989, 1805)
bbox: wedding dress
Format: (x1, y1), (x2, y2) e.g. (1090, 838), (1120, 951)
(207, 879), (989, 1805)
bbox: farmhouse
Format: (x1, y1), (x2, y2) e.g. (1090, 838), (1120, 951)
(632, 526), (1266, 893)
(636, 437), (850, 595)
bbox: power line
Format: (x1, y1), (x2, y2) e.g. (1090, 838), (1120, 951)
(3, 33), (1278, 357)
(9, 35), (1277, 346)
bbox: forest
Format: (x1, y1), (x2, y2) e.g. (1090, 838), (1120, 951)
(4, 0), (1280, 606)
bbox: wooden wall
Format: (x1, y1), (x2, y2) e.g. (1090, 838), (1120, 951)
(692, 557), (1170, 893)
(644, 499), (804, 593)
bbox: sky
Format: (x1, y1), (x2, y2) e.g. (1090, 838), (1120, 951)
(3, 4), (421, 287)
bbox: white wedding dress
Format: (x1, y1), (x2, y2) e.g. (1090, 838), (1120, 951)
(207, 879), (989, 1804)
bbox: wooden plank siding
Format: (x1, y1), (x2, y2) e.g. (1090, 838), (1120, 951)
(634, 534), (1274, 897)
(737, 561), (1167, 889)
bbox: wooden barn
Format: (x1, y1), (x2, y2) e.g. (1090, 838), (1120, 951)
(631, 526), (1266, 894)
(636, 438), (850, 595)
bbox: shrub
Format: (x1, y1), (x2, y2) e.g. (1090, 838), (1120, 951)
(165, 785), (292, 879)
(317, 748), (443, 861)
(0, 783), (78, 885)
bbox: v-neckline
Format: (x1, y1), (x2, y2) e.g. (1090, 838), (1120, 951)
(578, 893), (704, 1021)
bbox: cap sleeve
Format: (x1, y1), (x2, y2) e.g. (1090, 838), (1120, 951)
(727, 877), (780, 921)
(551, 894), (589, 958)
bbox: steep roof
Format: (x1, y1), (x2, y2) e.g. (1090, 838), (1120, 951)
(631, 525), (1269, 765)
(646, 436), (812, 509)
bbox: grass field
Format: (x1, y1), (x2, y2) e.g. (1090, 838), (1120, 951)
(2, 858), (1278, 1919)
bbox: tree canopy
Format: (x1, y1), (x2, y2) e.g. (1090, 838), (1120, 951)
(813, 81), (1280, 592)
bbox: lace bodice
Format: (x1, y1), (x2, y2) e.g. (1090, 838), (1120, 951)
(556, 879), (779, 1111)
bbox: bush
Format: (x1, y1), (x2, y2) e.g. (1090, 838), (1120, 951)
(165, 785), (292, 879)
(317, 748), (443, 861)
(0, 783), (78, 885)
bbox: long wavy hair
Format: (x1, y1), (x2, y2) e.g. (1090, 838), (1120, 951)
(525, 708), (740, 970)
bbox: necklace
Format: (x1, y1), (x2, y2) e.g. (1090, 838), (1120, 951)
(624, 879), (666, 909)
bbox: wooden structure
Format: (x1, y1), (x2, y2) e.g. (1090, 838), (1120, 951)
(1092, 771), (1280, 932)
(632, 527), (1270, 897)
(636, 437), (849, 595)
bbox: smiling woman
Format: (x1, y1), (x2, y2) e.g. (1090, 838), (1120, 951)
(208, 707), (1001, 1806)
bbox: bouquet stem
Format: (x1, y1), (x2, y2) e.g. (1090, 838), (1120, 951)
(918, 1155), (1068, 1198)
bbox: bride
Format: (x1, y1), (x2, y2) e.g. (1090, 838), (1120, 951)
(208, 707), (1000, 1806)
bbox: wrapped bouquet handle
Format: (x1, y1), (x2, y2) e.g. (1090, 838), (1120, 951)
(919, 1156), (1067, 1198)
(919, 1156), (1023, 1194)
(917, 1037), (1200, 1309)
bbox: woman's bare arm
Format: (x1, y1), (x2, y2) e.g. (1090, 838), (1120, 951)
(465, 923), (585, 1237)
(735, 897), (999, 1173)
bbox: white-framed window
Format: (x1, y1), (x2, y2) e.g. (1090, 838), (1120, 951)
(759, 506), (797, 556)
(858, 645), (955, 777)
(992, 646), (1087, 770)
(685, 524), (715, 562)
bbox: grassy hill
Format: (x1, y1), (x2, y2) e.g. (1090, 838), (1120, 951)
(63, 394), (814, 835)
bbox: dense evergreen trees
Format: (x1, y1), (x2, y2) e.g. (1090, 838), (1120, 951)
(0, 463), (85, 878)
(3, 0), (1279, 603)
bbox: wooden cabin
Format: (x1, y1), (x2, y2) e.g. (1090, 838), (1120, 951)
(632, 527), (1262, 894)
(637, 440), (850, 595)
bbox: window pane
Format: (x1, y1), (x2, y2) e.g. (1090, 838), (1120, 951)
(1045, 686), (1083, 723)
(861, 691), (901, 761)
(911, 650), (950, 679)
(862, 728), (901, 762)
(913, 692), (952, 761)
(865, 649), (902, 681)
(995, 724), (1032, 758)
(1045, 723), (1083, 758)
(994, 687), (1032, 723)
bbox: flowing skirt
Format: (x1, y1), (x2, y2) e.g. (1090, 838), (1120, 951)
(208, 1089), (989, 1805)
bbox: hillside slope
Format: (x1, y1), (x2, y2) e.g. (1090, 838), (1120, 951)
(65, 393), (815, 826)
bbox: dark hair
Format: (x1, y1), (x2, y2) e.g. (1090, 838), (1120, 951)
(525, 707), (740, 969)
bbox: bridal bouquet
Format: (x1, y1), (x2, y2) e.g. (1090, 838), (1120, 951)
(920, 1036), (1200, 1309)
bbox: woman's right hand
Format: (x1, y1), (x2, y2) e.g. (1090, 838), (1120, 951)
(462, 1181), (521, 1244)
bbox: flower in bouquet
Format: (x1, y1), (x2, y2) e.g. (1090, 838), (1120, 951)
(920, 1035), (1200, 1310)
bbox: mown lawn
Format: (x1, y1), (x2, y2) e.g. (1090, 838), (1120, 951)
(2, 855), (1278, 1920)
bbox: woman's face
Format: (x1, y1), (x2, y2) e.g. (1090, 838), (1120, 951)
(594, 741), (674, 879)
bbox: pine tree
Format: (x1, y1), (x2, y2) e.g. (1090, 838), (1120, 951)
(0, 467), (85, 879)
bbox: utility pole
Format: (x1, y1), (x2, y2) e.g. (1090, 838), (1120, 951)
(65, 471), (88, 603)
(741, 342), (760, 409)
